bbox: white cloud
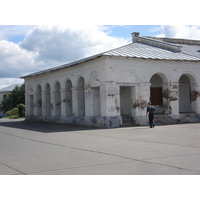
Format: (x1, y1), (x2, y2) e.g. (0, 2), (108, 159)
(2, 25), (200, 90)
(0, 25), (128, 89)
(0, 40), (37, 78)
(157, 25), (200, 39)
(20, 25), (128, 63)
(0, 78), (24, 89)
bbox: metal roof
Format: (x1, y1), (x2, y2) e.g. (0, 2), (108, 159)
(0, 84), (22, 92)
(21, 37), (200, 78)
(103, 42), (200, 60)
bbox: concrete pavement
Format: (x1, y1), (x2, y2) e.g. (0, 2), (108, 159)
(1, 118), (200, 175)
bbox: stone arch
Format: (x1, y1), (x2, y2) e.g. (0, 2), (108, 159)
(55, 81), (61, 116)
(65, 79), (73, 116)
(27, 84), (34, 95)
(77, 77), (85, 116)
(178, 72), (198, 85)
(116, 69), (139, 84)
(149, 71), (168, 84)
(150, 72), (168, 114)
(45, 83), (51, 116)
(36, 84), (42, 116)
(89, 70), (100, 87)
(178, 73), (198, 113)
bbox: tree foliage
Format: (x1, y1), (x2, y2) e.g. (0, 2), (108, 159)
(0, 84), (25, 113)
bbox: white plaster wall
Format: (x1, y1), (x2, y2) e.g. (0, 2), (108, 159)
(24, 55), (200, 127)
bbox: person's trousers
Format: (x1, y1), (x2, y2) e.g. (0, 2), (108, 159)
(148, 113), (155, 127)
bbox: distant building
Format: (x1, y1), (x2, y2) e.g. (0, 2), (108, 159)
(21, 33), (200, 127)
(0, 84), (22, 117)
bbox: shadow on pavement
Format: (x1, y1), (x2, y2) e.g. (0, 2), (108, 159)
(0, 118), (102, 133)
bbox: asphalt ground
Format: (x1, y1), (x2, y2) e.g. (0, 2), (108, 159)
(1, 118), (200, 175)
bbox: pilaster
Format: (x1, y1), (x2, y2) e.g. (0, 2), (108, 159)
(100, 82), (119, 116)
(164, 82), (179, 116)
(138, 82), (151, 116)
(84, 85), (93, 116)
(41, 91), (46, 116)
(50, 90), (56, 116)
(60, 88), (66, 116)
(71, 86), (78, 116)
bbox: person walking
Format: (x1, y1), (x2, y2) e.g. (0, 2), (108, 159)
(146, 102), (156, 128)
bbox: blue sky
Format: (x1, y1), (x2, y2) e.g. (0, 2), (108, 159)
(104, 25), (161, 40)
(1, 25), (161, 44)
(1, 25), (200, 89)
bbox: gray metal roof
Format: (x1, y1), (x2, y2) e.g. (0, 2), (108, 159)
(21, 36), (200, 78)
(0, 84), (22, 92)
(103, 42), (200, 60)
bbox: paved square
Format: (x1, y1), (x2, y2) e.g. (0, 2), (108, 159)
(1, 118), (200, 175)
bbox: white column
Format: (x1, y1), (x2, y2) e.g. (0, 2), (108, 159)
(191, 83), (200, 113)
(33, 92), (37, 116)
(167, 82), (179, 116)
(100, 82), (119, 116)
(71, 86), (78, 116)
(84, 85), (93, 116)
(131, 85), (139, 116)
(139, 82), (151, 117)
(197, 85), (200, 113)
(50, 90), (56, 116)
(60, 88), (66, 116)
(41, 91), (46, 116)
(25, 93), (28, 116)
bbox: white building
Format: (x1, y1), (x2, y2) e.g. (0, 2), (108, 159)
(21, 33), (200, 127)
(0, 84), (22, 117)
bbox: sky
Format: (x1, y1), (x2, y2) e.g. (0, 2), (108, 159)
(0, 0), (199, 90)
(1, 25), (200, 89)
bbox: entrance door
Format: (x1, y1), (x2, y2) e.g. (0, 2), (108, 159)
(150, 87), (163, 105)
(120, 86), (132, 116)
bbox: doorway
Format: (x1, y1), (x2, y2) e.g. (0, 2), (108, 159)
(120, 86), (132, 116)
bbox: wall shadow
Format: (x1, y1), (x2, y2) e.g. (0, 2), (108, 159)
(0, 118), (102, 134)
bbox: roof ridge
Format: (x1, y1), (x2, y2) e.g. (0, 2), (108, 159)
(147, 36), (200, 45)
(135, 36), (182, 52)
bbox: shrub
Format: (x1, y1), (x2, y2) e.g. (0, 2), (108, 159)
(9, 115), (19, 119)
(6, 107), (19, 117)
(5, 104), (26, 119)
(17, 104), (25, 117)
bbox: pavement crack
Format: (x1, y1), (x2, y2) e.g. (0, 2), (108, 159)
(0, 161), (26, 175)
(2, 131), (200, 175)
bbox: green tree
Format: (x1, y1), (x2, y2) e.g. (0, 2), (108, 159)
(0, 84), (25, 113)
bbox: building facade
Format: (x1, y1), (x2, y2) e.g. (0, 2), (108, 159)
(21, 33), (200, 127)
(0, 84), (22, 117)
